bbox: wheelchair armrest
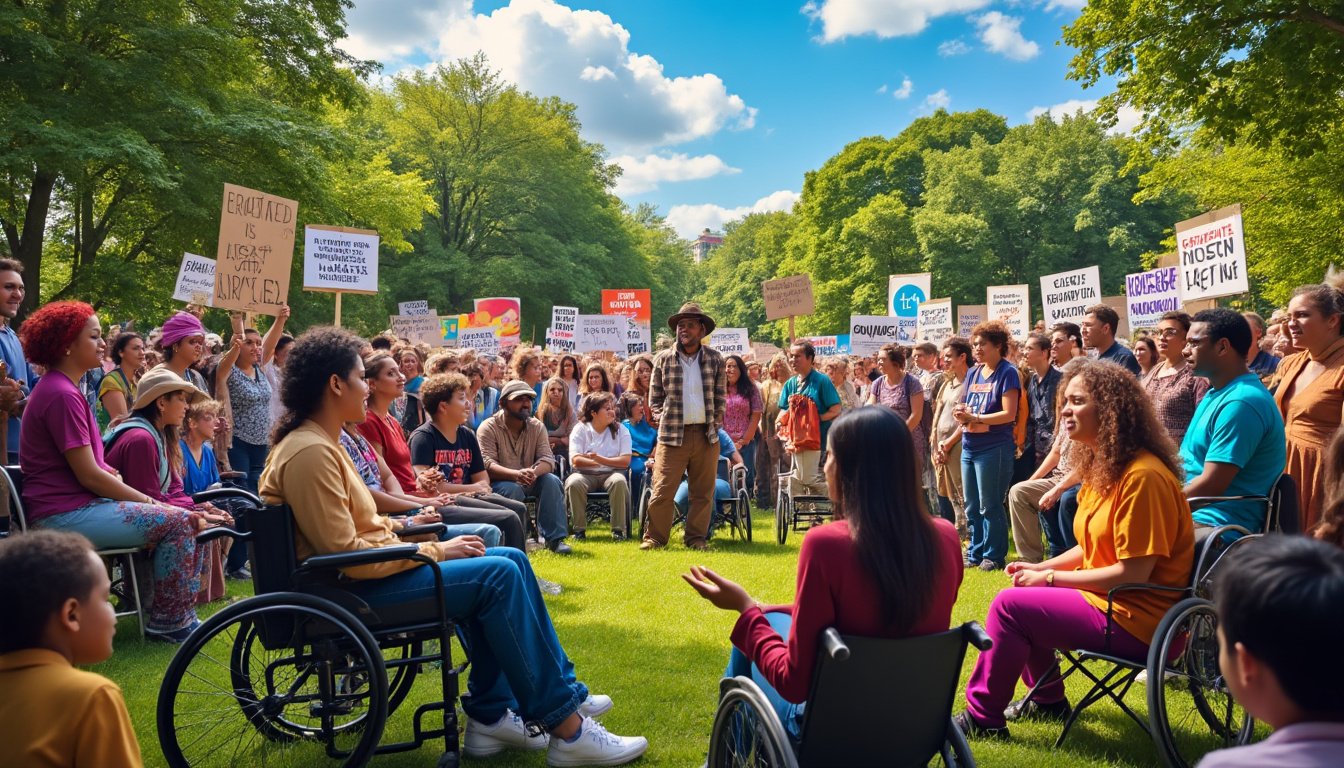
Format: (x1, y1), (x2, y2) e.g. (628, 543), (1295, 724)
(195, 526), (248, 545)
(1187, 494), (1268, 511)
(397, 523), (446, 538)
(821, 628), (850, 661)
(962, 620), (993, 652)
(192, 488), (264, 507)
(299, 544), (422, 572)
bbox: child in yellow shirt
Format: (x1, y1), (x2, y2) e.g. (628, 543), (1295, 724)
(0, 530), (142, 767)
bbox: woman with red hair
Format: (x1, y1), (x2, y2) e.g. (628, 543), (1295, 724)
(18, 302), (204, 643)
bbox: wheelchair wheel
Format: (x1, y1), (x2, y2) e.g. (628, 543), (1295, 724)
(637, 483), (652, 540)
(708, 679), (797, 768)
(774, 490), (788, 545)
(1147, 597), (1254, 768)
(158, 592), (388, 767)
(937, 717), (977, 767)
(738, 489), (753, 542)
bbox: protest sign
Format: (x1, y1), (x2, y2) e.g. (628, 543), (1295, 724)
(1101, 296), (1131, 340)
(601, 289), (652, 324)
(458, 326), (500, 355)
(957, 304), (987, 337)
(389, 314), (440, 345)
(399, 300), (431, 316)
(987, 285), (1031, 339)
(472, 297), (522, 347)
(887, 273), (932, 343)
(548, 306), (578, 353)
(1176, 204), (1248, 303)
(1124, 265), (1180, 331)
(574, 315), (625, 353)
(707, 328), (750, 355)
(302, 225), (378, 295)
(1040, 266), (1101, 326)
(762, 274), (815, 322)
(213, 183), (297, 315)
(917, 298), (954, 345)
(438, 315), (459, 346)
(849, 315), (902, 356)
(625, 318), (651, 356)
(173, 253), (216, 305)
(800, 336), (838, 356)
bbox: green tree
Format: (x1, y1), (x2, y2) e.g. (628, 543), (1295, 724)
(697, 212), (797, 345)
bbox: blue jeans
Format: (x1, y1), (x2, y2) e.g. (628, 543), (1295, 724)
(725, 610), (804, 740)
(344, 547), (587, 729)
(1042, 486), (1080, 558)
(435, 522), (502, 549)
(227, 439), (269, 494)
(737, 441), (757, 501)
(493, 473), (566, 542)
(962, 442), (1013, 566)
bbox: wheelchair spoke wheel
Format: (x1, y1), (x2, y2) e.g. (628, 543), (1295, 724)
(774, 492), (788, 545)
(708, 686), (795, 768)
(739, 490), (753, 542)
(1147, 597), (1254, 768)
(158, 592), (388, 767)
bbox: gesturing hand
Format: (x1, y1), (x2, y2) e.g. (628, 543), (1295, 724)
(437, 535), (486, 561)
(682, 565), (755, 613)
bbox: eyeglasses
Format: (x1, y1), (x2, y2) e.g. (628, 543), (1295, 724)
(1157, 328), (1182, 339)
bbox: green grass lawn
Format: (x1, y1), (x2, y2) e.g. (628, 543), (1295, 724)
(97, 507), (1228, 767)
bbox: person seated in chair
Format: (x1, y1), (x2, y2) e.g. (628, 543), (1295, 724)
(478, 381), (568, 549)
(673, 427), (744, 530)
(684, 406), (963, 740)
(565, 392), (632, 541)
(956, 360), (1194, 739)
(620, 392), (657, 510)
(1198, 535), (1344, 767)
(259, 327), (647, 765)
(1180, 309), (1286, 539)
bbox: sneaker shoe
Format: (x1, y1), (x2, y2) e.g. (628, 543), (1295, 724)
(572, 530), (587, 540)
(953, 711), (1010, 740)
(146, 619), (201, 644)
(578, 694), (613, 718)
(226, 566), (252, 580)
(1004, 697), (1071, 722)
(547, 716), (648, 767)
(611, 530), (626, 542)
(537, 575), (563, 596)
(464, 710), (549, 757)
(639, 539), (664, 551)
(546, 539), (573, 555)
(978, 560), (1002, 572)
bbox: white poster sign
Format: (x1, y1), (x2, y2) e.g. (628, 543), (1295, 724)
(849, 315), (902, 356)
(302, 225), (379, 294)
(987, 284), (1031, 339)
(458, 326), (500, 355)
(1176, 204), (1248, 303)
(548, 306), (578, 353)
(389, 314), (441, 345)
(398, 300), (431, 316)
(173, 252), (216, 306)
(917, 298), (954, 345)
(574, 314), (625, 353)
(625, 318), (651, 357)
(1040, 266), (1101, 326)
(887, 272), (932, 343)
(957, 304), (987, 337)
(707, 328), (750, 356)
(1124, 266), (1181, 331)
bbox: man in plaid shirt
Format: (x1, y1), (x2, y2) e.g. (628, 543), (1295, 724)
(642, 302), (727, 550)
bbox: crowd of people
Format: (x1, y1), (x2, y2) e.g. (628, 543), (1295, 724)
(2, 246), (1344, 765)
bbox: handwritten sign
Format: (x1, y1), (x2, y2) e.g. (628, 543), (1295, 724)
(302, 225), (378, 294)
(957, 304), (987, 337)
(389, 314), (441, 345)
(849, 315), (902, 356)
(173, 253), (216, 305)
(213, 183), (297, 315)
(987, 285), (1030, 339)
(601, 289), (652, 324)
(458, 326), (500, 355)
(762, 274), (815, 321)
(707, 328), (750, 355)
(1124, 265), (1180, 331)
(574, 314), (625, 353)
(1040, 266), (1100, 326)
(887, 272), (932, 343)
(623, 318), (650, 356)
(917, 298), (954, 345)
(1176, 204), (1248, 303)
(399, 300), (431, 316)
(548, 306), (578, 353)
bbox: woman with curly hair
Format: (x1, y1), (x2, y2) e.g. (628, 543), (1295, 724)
(1312, 427), (1344, 548)
(955, 359), (1194, 739)
(18, 301), (205, 642)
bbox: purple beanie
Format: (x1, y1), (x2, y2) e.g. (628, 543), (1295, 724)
(160, 312), (207, 349)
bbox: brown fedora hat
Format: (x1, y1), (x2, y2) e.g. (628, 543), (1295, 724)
(667, 302), (716, 335)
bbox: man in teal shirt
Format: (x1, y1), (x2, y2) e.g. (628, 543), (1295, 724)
(778, 341), (842, 496)
(1180, 308), (1286, 537)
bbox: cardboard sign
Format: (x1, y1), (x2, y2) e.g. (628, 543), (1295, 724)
(438, 315), (459, 346)
(389, 314), (440, 345)
(957, 304), (987, 337)
(472, 297), (522, 346)
(173, 253), (216, 306)
(799, 335), (838, 356)
(1176, 204), (1248, 303)
(1124, 266), (1181, 331)
(458, 326), (500, 355)
(302, 225), (378, 294)
(549, 306), (578, 353)
(887, 272), (932, 343)
(399, 300), (431, 316)
(762, 274), (815, 321)
(601, 289), (652, 324)
(707, 328), (750, 356)
(987, 285), (1030, 339)
(1040, 266), (1101, 326)
(574, 314), (625, 353)
(917, 298), (954, 345)
(625, 318), (651, 356)
(1101, 296), (1131, 340)
(849, 315), (902, 356)
(213, 183), (297, 315)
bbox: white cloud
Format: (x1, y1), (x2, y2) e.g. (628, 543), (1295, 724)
(433, 0), (755, 154)
(802, 0), (995, 42)
(665, 190), (800, 239)
(876, 84), (888, 94)
(974, 12), (1040, 61)
(921, 89), (951, 111)
(341, 0), (471, 63)
(1027, 99), (1145, 135)
(1045, 0), (1087, 10)
(938, 39), (971, 57)
(610, 153), (741, 196)
(891, 76), (914, 99)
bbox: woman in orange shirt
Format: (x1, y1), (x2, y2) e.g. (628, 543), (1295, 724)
(956, 359), (1194, 738)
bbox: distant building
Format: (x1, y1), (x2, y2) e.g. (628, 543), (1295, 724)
(690, 228), (724, 264)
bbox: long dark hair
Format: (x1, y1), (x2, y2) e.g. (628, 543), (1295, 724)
(726, 354), (754, 399)
(272, 327), (364, 446)
(130, 396), (185, 475)
(827, 406), (939, 632)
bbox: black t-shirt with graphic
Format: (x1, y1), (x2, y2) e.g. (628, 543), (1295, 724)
(408, 423), (485, 486)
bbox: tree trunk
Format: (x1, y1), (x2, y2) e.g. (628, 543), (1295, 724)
(11, 169), (57, 321)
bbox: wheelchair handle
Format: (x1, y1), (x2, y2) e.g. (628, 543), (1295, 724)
(196, 525), (248, 545)
(821, 628), (850, 661)
(398, 522), (448, 538)
(193, 487), (264, 507)
(963, 621), (993, 652)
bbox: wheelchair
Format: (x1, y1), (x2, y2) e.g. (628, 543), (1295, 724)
(1014, 473), (1299, 768)
(635, 456), (754, 542)
(774, 455), (831, 545)
(156, 494), (466, 767)
(708, 621), (992, 767)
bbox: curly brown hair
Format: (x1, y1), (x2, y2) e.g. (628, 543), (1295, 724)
(1314, 427), (1344, 545)
(1062, 359), (1182, 493)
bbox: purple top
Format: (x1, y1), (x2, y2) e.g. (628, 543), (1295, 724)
(1196, 721), (1344, 768)
(105, 428), (195, 508)
(723, 386), (764, 442)
(870, 372), (929, 465)
(19, 372), (113, 521)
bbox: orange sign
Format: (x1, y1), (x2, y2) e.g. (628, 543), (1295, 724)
(601, 289), (652, 323)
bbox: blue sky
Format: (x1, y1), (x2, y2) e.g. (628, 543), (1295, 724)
(341, 0), (1129, 238)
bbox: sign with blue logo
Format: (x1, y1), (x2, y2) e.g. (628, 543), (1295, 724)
(887, 273), (932, 343)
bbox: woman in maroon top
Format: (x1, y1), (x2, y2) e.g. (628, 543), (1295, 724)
(684, 406), (964, 738)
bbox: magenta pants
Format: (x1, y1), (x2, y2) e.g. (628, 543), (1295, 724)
(965, 586), (1149, 728)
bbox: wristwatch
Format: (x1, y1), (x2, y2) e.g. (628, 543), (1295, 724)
(1045, 569), (1056, 587)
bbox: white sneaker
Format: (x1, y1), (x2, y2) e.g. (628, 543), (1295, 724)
(578, 694), (613, 718)
(547, 716), (648, 767)
(464, 710), (549, 757)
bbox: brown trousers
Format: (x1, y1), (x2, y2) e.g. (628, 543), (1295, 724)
(644, 429), (718, 546)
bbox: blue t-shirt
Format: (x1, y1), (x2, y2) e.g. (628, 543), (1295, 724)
(1180, 374), (1286, 532)
(960, 359), (1022, 456)
(181, 440), (221, 495)
(1098, 341), (1142, 376)
(778, 369), (842, 445)
(623, 418), (658, 476)
(0, 324), (38, 458)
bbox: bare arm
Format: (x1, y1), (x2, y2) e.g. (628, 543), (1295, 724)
(906, 389), (924, 432)
(215, 335), (244, 400)
(261, 304), (290, 365)
(1184, 462), (1241, 499)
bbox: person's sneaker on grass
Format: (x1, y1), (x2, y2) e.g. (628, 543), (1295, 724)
(463, 709), (548, 757)
(546, 716), (648, 767)
(225, 565), (251, 580)
(953, 711), (1010, 740)
(1004, 696), (1071, 722)
(579, 693), (613, 718)
(977, 559), (1002, 572)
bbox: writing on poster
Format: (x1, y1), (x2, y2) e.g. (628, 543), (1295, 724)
(389, 314), (440, 345)
(707, 328), (750, 355)
(458, 326), (499, 355)
(173, 253), (216, 306)
(762, 274), (815, 321)
(574, 314), (625, 353)
(213, 183), (296, 315)
(1124, 266), (1180, 330)
(303, 226), (378, 294)
(399, 300), (431, 316)
(548, 306), (578, 353)
(625, 318), (651, 356)
(1040, 266), (1100, 326)
(849, 315), (901, 356)
(1176, 204), (1248, 303)
(987, 285), (1030, 339)
(957, 304), (987, 337)
(917, 298), (954, 345)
